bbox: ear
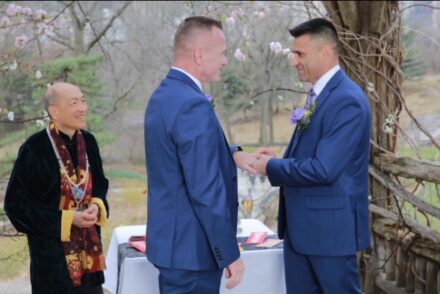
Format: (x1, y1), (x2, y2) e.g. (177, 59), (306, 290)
(193, 48), (203, 66)
(48, 105), (58, 120)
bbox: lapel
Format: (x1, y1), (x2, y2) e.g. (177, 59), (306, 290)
(167, 68), (204, 95)
(288, 69), (346, 157)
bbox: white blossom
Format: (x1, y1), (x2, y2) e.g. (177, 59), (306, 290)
(269, 42), (283, 54)
(35, 70), (42, 79)
(234, 48), (246, 62)
(36, 119), (45, 128)
(9, 60), (18, 70)
(253, 11), (265, 18)
(7, 111), (14, 121)
(367, 82), (375, 92)
(281, 48), (291, 56)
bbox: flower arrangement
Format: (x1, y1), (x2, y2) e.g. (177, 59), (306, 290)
(289, 100), (317, 133)
(206, 95), (215, 108)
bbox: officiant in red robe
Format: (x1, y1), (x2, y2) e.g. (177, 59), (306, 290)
(4, 82), (109, 294)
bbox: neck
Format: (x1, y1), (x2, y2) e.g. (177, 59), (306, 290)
(172, 61), (204, 86)
(53, 122), (76, 139)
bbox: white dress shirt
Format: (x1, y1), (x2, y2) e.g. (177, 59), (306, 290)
(171, 66), (203, 92)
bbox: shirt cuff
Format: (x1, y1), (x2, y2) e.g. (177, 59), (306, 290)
(61, 210), (74, 242)
(91, 197), (107, 226)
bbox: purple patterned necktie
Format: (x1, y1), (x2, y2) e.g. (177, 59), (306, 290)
(305, 89), (316, 109)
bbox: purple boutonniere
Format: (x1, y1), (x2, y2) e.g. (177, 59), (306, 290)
(206, 95), (215, 108)
(289, 100), (317, 133)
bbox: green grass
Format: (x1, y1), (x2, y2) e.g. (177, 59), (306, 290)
(397, 146), (440, 161)
(105, 169), (145, 181)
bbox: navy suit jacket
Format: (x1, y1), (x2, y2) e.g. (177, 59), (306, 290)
(267, 69), (371, 256)
(144, 69), (240, 271)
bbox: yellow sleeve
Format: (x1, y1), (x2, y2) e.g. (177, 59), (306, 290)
(91, 197), (107, 226)
(61, 210), (74, 242)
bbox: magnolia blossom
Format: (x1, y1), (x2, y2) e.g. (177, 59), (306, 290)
(7, 111), (14, 121)
(35, 9), (48, 20)
(22, 7), (33, 16)
(36, 119), (45, 128)
(269, 42), (282, 54)
(231, 8), (244, 18)
(281, 48), (291, 56)
(253, 11), (265, 18)
(225, 16), (235, 26)
(0, 16), (11, 28)
(37, 23), (54, 34)
(9, 60), (18, 70)
(6, 4), (21, 17)
(234, 48), (246, 62)
(35, 70), (42, 79)
(15, 35), (29, 48)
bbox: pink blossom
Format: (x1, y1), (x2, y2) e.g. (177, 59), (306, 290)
(269, 42), (282, 54)
(15, 35), (28, 48)
(22, 7), (33, 16)
(35, 9), (48, 20)
(234, 48), (246, 62)
(6, 4), (18, 16)
(231, 8), (244, 18)
(37, 23), (53, 34)
(225, 16), (235, 26)
(0, 16), (11, 28)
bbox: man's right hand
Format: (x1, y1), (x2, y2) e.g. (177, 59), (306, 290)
(72, 209), (97, 228)
(224, 257), (244, 289)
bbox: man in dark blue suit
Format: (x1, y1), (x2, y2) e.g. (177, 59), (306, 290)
(253, 18), (371, 293)
(144, 16), (256, 294)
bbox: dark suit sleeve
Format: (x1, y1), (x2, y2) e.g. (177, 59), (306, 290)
(4, 144), (62, 238)
(173, 99), (240, 269)
(267, 99), (366, 187)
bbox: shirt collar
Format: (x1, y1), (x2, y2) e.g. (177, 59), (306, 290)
(312, 64), (340, 96)
(171, 66), (203, 92)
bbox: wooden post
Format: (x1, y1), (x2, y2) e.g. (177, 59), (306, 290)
(414, 257), (426, 294)
(385, 240), (396, 281)
(425, 261), (439, 294)
(405, 252), (415, 292)
(396, 246), (407, 287)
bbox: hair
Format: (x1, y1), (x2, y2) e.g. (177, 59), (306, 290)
(289, 18), (340, 54)
(44, 84), (58, 112)
(173, 16), (223, 51)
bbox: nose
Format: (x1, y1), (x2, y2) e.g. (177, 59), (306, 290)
(291, 54), (299, 67)
(79, 101), (88, 112)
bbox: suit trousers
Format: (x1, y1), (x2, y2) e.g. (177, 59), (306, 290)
(156, 266), (223, 294)
(283, 231), (361, 294)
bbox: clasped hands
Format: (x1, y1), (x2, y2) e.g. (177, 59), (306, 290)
(72, 204), (99, 228)
(233, 147), (276, 176)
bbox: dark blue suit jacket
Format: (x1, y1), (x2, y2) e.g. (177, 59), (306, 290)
(144, 69), (240, 271)
(267, 69), (371, 256)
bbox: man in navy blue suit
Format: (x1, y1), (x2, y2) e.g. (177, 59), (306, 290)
(144, 16), (256, 293)
(253, 18), (371, 293)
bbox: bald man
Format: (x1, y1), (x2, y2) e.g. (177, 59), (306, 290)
(144, 16), (254, 293)
(4, 82), (109, 294)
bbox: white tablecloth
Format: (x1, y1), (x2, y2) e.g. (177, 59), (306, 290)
(103, 219), (285, 294)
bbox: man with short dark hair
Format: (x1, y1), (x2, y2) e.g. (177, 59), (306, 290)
(4, 82), (109, 294)
(144, 16), (254, 293)
(253, 18), (371, 293)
